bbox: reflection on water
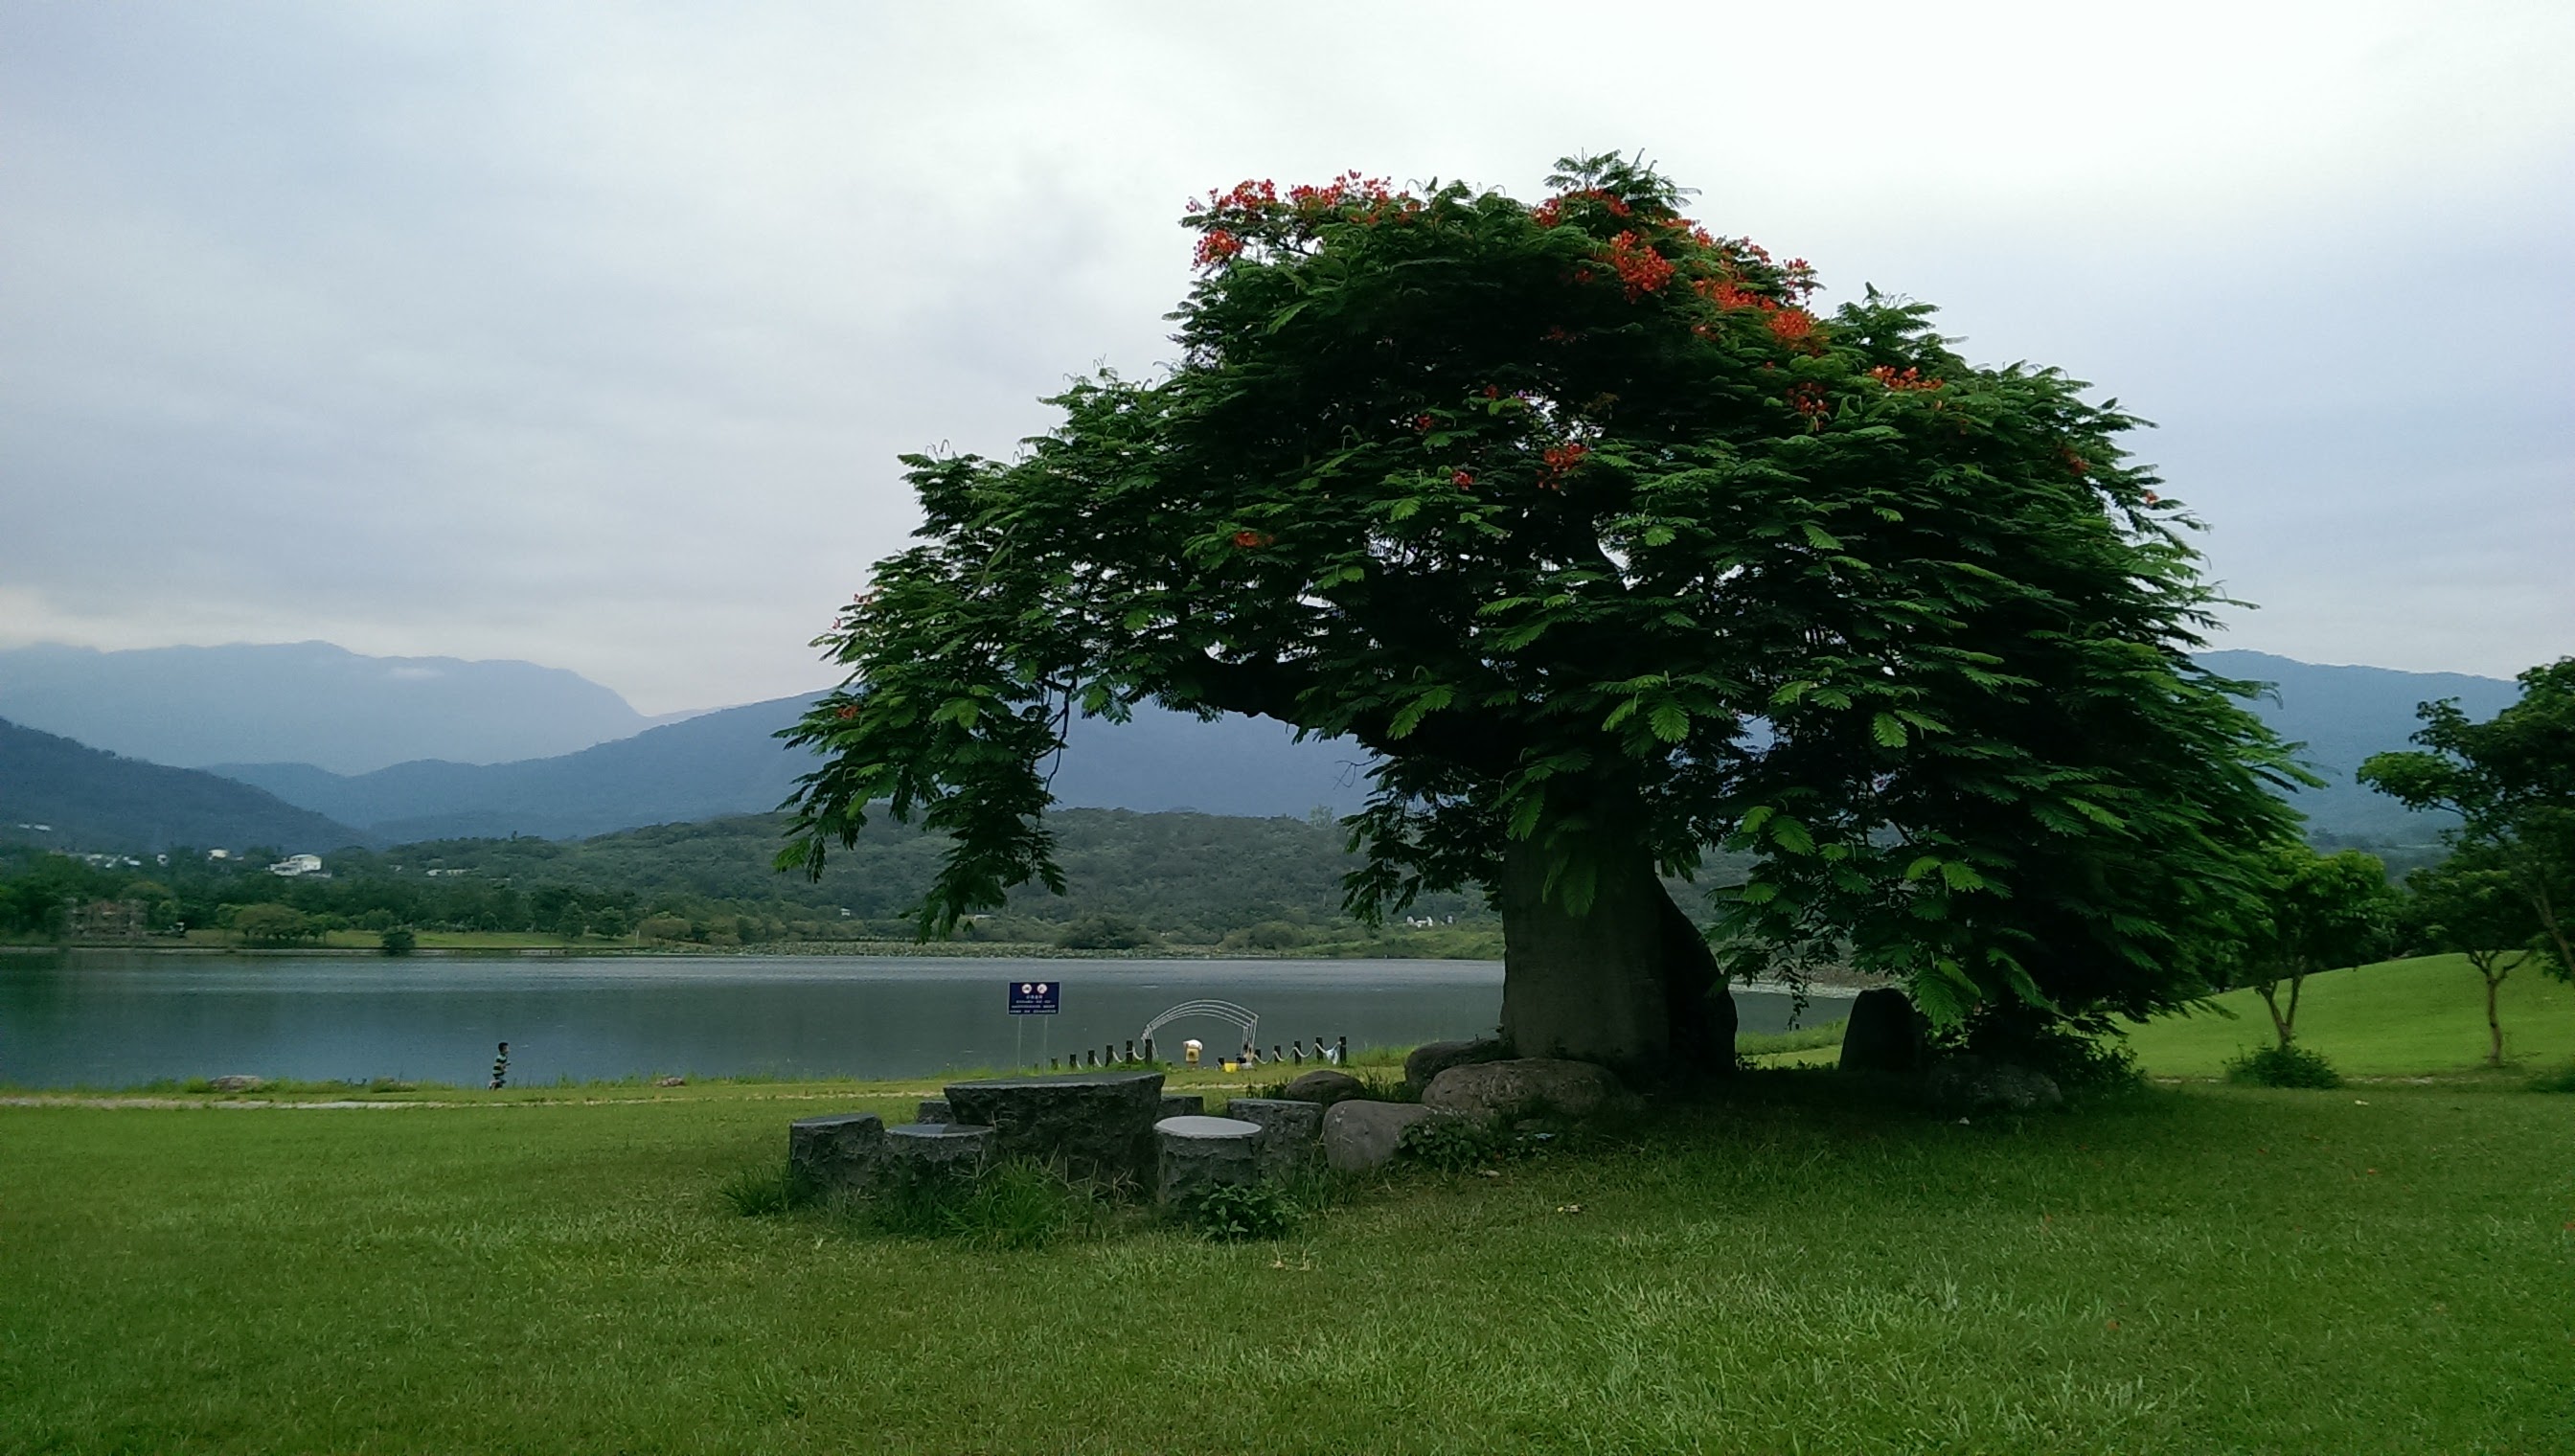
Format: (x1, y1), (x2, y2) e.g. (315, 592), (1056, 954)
(0, 952), (1834, 1089)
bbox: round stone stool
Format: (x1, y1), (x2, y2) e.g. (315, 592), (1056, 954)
(886, 1122), (993, 1185)
(1153, 1114), (1264, 1204)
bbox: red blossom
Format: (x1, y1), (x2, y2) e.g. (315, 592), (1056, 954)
(1538, 442), (1588, 489)
(2141, 489), (2160, 505)
(834, 705), (860, 721)
(1787, 381), (1831, 425)
(1452, 470), (1474, 489)
(1866, 365), (1942, 392)
(1230, 529), (1275, 549)
(1767, 308), (1816, 343)
(1415, 414), (1434, 432)
(1602, 231), (1676, 298)
(1194, 229), (1244, 268)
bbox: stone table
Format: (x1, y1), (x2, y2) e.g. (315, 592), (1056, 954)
(944, 1070), (1165, 1186)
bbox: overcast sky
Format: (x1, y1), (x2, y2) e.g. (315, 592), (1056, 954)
(4, 2), (2569, 714)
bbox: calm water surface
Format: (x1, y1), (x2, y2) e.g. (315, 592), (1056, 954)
(0, 951), (1832, 1089)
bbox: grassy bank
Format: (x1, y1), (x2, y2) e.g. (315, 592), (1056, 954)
(2125, 952), (2575, 1078)
(5, 1071), (2570, 1453)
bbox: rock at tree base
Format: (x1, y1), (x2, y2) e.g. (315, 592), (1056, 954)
(1404, 1038), (1503, 1088)
(1322, 1101), (1444, 1172)
(1839, 988), (1928, 1074)
(1223, 1097), (1325, 1175)
(1928, 1058), (2064, 1113)
(916, 1099), (953, 1125)
(1159, 1093), (1206, 1119)
(886, 1123), (993, 1182)
(207, 1075), (266, 1093)
(788, 1113), (885, 1194)
(1422, 1058), (1620, 1119)
(943, 1070), (1164, 1185)
(1153, 1115), (1263, 1203)
(1279, 1068), (1365, 1104)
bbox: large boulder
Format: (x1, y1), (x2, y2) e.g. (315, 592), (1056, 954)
(1153, 1115), (1264, 1204)
(1223, 1096), (1325, 1176)
(1928, 1057), (2064, 1114)
(1279, 1068), (1366, 1105)
(1421, 1058), (1620, 1119)
(943, 1070), (1165, 1185)
(787, 1112), (886, 1194)
(1403, 1037), (1504, 1088)
(1838, 988), (1927, 1074)
(1321, 1101), (1442, 1172)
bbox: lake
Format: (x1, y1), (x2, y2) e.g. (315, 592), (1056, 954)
(0, 952), (1839, 1089)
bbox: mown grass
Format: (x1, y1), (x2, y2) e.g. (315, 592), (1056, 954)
(2126, 952), (2575, 1079)
(4, 1073), (2570, 1453)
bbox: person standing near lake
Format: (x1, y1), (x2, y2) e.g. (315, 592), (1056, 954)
(489, 1041), (509, 1090)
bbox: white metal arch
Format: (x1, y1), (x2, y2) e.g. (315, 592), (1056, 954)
(1139, 998), (1259, 1050)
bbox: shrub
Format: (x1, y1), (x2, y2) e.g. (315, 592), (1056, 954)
(1944, 1005), (2144, 1094)
(378, 927), (417, 956)
(1180, 1181), (1297, 1241)
(1398, 1114), (1506, 1172)
(2225, 1043), (2344, 1089)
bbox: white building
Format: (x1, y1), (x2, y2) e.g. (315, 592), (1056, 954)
(267, 853), (325, 877)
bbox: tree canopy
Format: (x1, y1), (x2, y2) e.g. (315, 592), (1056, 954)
(782, 154), (2304, 1065)
(2360, 658), (2575, 983)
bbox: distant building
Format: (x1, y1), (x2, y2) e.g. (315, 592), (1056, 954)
(268, 853), (325, 877)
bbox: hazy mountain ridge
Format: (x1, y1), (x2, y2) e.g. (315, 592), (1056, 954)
(213, 695), (1379, 842)
(0, 641), (654, 774)
(2197, 649), (2519, 841)
(8, 639), (2527, 852)
(0, 717), (361, 853)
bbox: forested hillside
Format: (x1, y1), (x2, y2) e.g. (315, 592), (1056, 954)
(0, 808), (1519, 951)
(0, 718), (359, 854)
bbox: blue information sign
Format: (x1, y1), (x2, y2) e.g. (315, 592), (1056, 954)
(1007, 981), (1060, 1015)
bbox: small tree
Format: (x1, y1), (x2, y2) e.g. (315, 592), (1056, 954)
(2404, 847), (2541, 1066)
(2360, 658), (2575, 987)
(2222, 845), (2398, 1049)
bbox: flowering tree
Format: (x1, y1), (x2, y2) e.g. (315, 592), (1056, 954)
(781, 155), (2301, 1070)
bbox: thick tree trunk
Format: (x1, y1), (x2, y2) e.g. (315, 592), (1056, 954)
(1494, 791), (1736, 1079)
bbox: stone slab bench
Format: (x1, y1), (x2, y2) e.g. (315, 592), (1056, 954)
(943, 1069), (1164, 1185)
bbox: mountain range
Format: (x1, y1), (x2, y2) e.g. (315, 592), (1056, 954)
(0, 641), (671, 774)
(0, 640), (2533, 853)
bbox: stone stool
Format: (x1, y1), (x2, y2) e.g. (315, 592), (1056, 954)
(886, 1123), (993, 1185)
(788, 1112), (885, 1194)
(1153, 1114), (1263, 1204)
(1221, 1097), (1324, 1177)
(1159, 1092), (1206, 1119)
(916, 1098), (953, 1125)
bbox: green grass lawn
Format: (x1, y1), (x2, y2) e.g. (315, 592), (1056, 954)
(2126, 952), (2575, 1079)
(6, 1074), (2571, 1454)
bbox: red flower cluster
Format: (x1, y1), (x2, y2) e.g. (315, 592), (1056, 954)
(1787, 381), (1831, 425)
(1415, 414), (1435, 432)
(1538, 442), (1588, 489)
(1695, 277), (1766, 311)
(834, 705), (860, 721)
(1194, 229), (1244, 268)
(1866, 365), (1941, 391)
(1230, 529), (1274, 549)
(1602, 231), (1676, 298)
(2062, 447), (2091, 477)
(1286, 171), (1395, 214)
(1533, 188), (1636, 229)
(1767, 308), (1815, 343)
(1452, 470), (1475, 490)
